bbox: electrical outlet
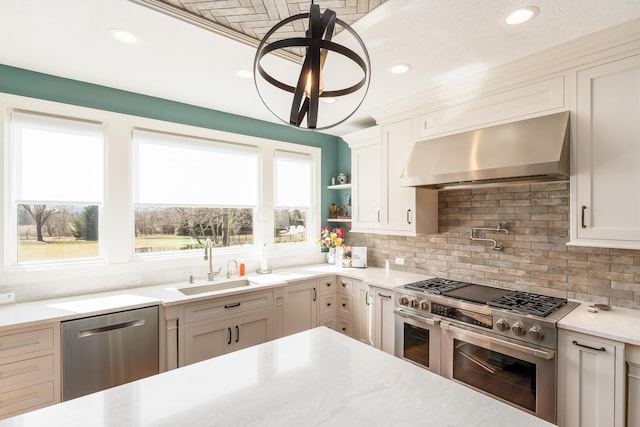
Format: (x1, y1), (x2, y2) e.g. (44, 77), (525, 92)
(0, 292), (15, 304)
(395, 257), (405, 265)
(125, 277), (142, 286)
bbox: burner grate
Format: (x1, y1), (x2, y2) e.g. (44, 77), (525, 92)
(488, 291), (567, 317)
(404, 278), (471, 294)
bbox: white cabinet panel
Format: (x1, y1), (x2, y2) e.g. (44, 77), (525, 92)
(558, 330), (625, 427)
(351, 141), (382, 231)
(417, 76), (565, 139)
(574, 54), (640, 248)
(371, 287), (395, 354)
(282, 280), (317, 337)
(628, 345), (640, 427)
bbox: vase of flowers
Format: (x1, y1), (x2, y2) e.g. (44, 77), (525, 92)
(320, 226), (345, 264)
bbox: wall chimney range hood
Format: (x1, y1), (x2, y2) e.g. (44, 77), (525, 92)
(400, 111), (570, 189)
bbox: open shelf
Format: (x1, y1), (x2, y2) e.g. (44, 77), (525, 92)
(327, 183), (351, 190)
(327, 218), (352, 223)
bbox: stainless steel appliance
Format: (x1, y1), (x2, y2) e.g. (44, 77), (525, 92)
(62, 306), (159, 401)
(394, 278), (579, 423)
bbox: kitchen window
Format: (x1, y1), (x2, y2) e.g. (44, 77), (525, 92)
(273, 151), (312, 244)
(132, 130), (258, 253)
(10, 111), (104, 264)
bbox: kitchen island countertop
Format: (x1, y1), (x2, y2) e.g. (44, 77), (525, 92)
(0, 327), (554, 427)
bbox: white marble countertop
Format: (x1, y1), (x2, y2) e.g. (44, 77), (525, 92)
(0, 264), (429, 331)
(558, 302), (640, 346)
(0, 327), (553, 427)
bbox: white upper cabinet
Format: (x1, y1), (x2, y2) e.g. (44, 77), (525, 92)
(348, 126), (382, 232)
(344, 122), (438, 236)
(573, 54), (640, 248)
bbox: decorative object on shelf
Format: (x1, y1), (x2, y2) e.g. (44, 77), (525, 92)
(329, 203), (337, 219)
(320, 226), (345, 263)
(337, 205), (350, 219)
(253, 0), (370, 130)
(336, 172), (348, 184)
(342, 246), (352, 268)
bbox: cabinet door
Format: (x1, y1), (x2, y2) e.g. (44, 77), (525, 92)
(233, 309), (274, 351)
(352, 141), (382, 231)
(372, 287), (395, 354)
(558, 330), (625, 427)
(381, 118), (416, 233)
(282, 280), (317, 337)
(353, 281), (373, 346)
(628, 345), (640, 427)
(183, 319), (232, 365)
(576, 54), (640, 245)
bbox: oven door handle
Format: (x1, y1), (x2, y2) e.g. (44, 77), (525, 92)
(394, 308), (440, 326)
(442, 322), (555, 360)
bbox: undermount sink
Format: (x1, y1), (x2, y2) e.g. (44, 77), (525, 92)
(177, 279), (252, 296)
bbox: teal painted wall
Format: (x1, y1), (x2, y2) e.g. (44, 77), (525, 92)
(0, 64), (342, 228)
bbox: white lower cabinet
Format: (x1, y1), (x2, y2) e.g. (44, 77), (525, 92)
(184, 309), (274, 365)
(0, 323), (60, 420)
(180, 290), (275, 367)
(371, 286), (395, 354)
(628, 345), (640, 427)
(558, 329), (625, 427)
(353, 280), (373, 346)
(282, 279), (319, 337)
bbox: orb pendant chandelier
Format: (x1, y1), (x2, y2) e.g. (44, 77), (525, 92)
(254, 1), (371, 130)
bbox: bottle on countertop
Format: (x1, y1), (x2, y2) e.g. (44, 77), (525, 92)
(239, 259), (246, 276)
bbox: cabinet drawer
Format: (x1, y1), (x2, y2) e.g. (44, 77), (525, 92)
(0, 355), (54, 390)
(318, 278), (336, 294)
(338, 278), (353, 295)
(338, 295), (353, 317)
(337, 319), (352, 337)
(0, 327), (54, 360)
(0, 381), (55, 418)
(318, 294), (337, 317)
(184, 291), (274, 324)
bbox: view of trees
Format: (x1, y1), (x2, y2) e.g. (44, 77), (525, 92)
(134, 206), (254, 252)
(18, 204), (97, 242)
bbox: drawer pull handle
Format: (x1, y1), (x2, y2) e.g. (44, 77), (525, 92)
(227, 327), (232, 345)
(327, 303), (331, 307)
(572, 340), (605, 352)
(378, 293), (392, 299)
(342, 303), (346, 307)
(224, 303), (241, 309)
(326, 282), (331, 287)
(235, 325), (239, 343)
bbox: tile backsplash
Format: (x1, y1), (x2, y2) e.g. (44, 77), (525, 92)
(346, 182), (640, 310)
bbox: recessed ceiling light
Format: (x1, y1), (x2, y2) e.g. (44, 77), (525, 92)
(505, 6), (539, 25)
(390, 63), (412, 74)
(236, 69), (253, 79)
(109, 28), (140, 44)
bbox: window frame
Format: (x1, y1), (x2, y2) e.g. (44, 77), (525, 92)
(0, 93), (323, 283)
(8, 110), (106, 267)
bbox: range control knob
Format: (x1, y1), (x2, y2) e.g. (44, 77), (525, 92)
(496, 319), (510, 332)
(419, 300), (429, 311)
(511, 321), (526, 336)
(408, 298), (419, 308)
(398, 296), (409, 306)
(528, 326), (544, 341)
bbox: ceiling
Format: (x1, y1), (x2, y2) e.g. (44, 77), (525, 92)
(1, 0), (640, 136)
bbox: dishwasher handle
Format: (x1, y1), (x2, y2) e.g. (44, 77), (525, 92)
(78, 319), (146, 338)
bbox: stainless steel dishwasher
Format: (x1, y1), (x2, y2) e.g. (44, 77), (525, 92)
(61, 305), (159, 401)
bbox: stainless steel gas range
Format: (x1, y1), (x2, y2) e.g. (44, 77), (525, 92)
(394, 277), (579, 423)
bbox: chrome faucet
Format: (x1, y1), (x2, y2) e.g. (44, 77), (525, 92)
(227, 259), (238, 279)
(204, 238), (220, 281)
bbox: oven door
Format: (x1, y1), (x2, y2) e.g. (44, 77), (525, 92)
(394, 308), (441, 374)
(440, 322), (556, 423)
